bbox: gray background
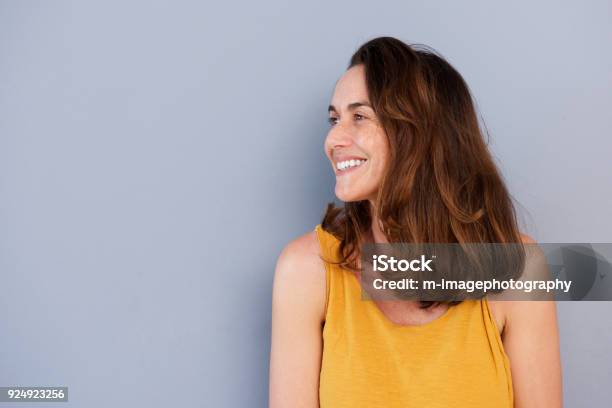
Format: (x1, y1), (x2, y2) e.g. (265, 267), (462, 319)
(0, 0), (610, 406)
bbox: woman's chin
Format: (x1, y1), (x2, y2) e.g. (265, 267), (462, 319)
(335, 187), (368, 203)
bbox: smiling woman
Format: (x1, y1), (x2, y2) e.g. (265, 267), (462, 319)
(269, 36), (562, 408)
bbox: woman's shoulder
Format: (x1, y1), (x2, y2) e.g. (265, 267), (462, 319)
(272, 227), (327, 323)
(519, 233), (536, 244)
(487, 232), (539, 334)
(277, 227), (323, 267)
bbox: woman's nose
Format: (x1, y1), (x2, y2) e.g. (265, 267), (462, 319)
(326, 123), (353, 149)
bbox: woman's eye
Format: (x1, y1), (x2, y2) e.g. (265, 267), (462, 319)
(328, 114), (365, 126)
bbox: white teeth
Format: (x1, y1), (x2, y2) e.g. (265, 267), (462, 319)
(336, 159), (366, 171)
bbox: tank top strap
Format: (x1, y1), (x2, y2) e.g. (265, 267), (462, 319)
(314, 224), (343, 319)
(314, 224), (342, 261)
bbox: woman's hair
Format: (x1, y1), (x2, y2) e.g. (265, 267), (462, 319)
(322, 37), (524, 305)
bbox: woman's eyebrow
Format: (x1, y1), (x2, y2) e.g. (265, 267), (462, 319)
(328, 101), (372, 113)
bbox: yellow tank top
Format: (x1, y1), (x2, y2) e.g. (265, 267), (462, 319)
(315, 224), (514, 408)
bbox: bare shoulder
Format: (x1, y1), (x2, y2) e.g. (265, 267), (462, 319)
(487, 232), (538, 335)
(272, 229), (327, 323)
(519, 233), (536, 244)
(275, 230), (325, 281)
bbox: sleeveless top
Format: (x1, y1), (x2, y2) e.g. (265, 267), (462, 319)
(314, 224), (514, 408)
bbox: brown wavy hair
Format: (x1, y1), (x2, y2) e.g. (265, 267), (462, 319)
(321, 37), (523, 306)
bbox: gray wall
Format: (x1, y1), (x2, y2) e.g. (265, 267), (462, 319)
(0, 0), (610, 406)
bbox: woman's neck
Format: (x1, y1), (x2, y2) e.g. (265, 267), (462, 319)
(369, 202), (389, 244)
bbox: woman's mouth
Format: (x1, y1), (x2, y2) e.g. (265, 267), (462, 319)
(335, 159), (367, 175)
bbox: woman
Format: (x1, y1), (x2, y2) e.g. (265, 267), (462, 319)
(269, 36), (562, 407)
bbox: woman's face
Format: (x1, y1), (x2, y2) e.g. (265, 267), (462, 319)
(325, 64), (389, 203)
